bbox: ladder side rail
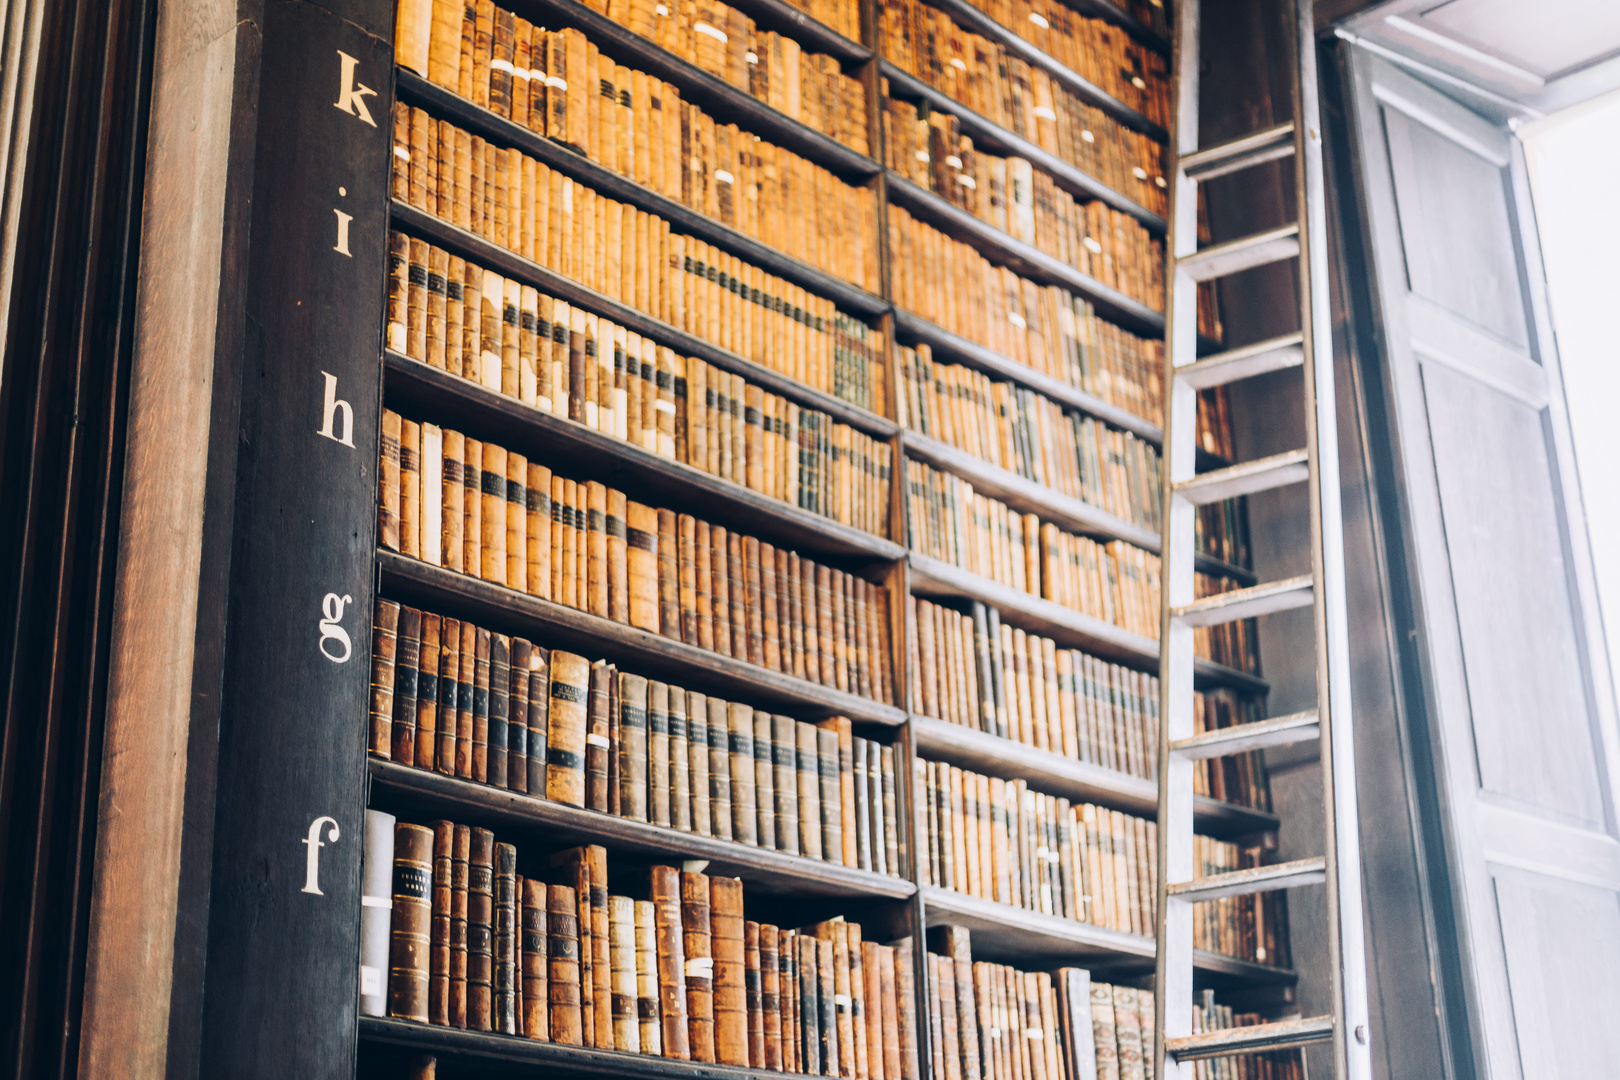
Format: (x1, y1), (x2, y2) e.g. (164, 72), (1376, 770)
(1155, 0), (1204, 1077)
(1291, 0), (1373, 1076)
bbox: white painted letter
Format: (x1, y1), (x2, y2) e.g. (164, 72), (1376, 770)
(333, 51), (378, 127)
(302, 815), (341, 895)
(318, 593), (353, 663)
(317, 372), (354, 446)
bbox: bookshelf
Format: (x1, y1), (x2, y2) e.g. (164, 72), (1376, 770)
(198, 0), (1300, 1077)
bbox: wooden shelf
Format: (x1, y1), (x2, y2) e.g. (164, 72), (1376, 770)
(879, 64), (1164, 235)
(368, 759), (915, 900)
(1049, 0), (1171, 55)
(905, 553), (1269, 693)
(915, 0), (1166, 140)
(887, 172), (1164, 340)
(509, 0), (879, 180)
(901, 429), (1161, 551)
(891, 308), (1163, 443)
(378, 551), (909, 727)
(384, 352), (903, 564)
(389, 202), (898, 440)
(724, 0), (871, 62)
(911, 716), (1280, 838)
(396, 72), (888, 319)
(359, 1016), (797, 1079)
(919, 887), (1296, 985)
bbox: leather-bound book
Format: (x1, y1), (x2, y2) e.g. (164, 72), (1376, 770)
(494, 842), (518, 1034)
(941, 927), (980, 1080)
(744, 921), (765, 1067)
(471, 626), (491, 783)
(694, 521), (714, 652)
(525, 646), (549, 795)
(522, 879), (549, 1040)
(760, 542), (780, 671)
(648, 681), (671, 827)
(752, 714), (775, 851)
(727, 532), (747, 660)
(392, 606), (422, 765)
(440, 430), (464, 575)
(527, 462), (552, 600)
(607, 669), (622, 817)
(646, 865), (691, 1060)
(707, 696), (733, 842)
(878, 945), (902, 1080)
(709, 525), (731, 658)
(852, 739), (872, 872)
(436, 619), (460, 776)
(881, 747), (902, 877)
(934, 953), (961, 1080)
(893, 937), (920, 1080)
(861, 942), (885, 1080)
(795, 721), (822, 860)
(635, 898), (662, 1054)
(427, 820), (453, 1025)
(743, 536), (764, 665)
(589, 846), (613, 1048)
(379, 410), (402, 551)
(760, 924), (783, 1070)
(669, 688), (692, 832)
(488, 633), (510, 788)
(687, 693), (711, 838)
(817, 719), (856, 868)
(547, 883), (584, 1045)
(449, 825), (470, 1027)
(456, 620), (477, 780)
(480, 443), (508, 587)
(681, 870), (716, 1062)
(847, 923), (869, 1078)
(505, 451), (527, 593)
(678, 514), (698, 644)
(619, 672), (650, 821)
(545, 651), (589, 806)
(657, 508), (680, 637)
(369, 600), (400, 758)
(770, 715), (799, 856)
(506, 639), (529, 792)
(586, 481), (609, 618)
(923, 954), (945, 1080)
(710, 877), (748, 1065)
(360, 810), (395, 1018)
(414, 613), (440, 770)
(610, 894), (641, 1052)
(780, 929), (800, 1074)
(467, 828), (496, 1031)
(816, 727), (842, 866)
(400, 418), (421, 558)
(387, 822), (434, 1023)
(726, 702), (757, 846)
(460, 437), (481, 580)
(626, 500), (660, 632)
(798, 935), (825, 1076)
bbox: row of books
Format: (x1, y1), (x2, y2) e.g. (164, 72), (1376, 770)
(1180, 989), (1307, 1080)
(395, 0), (868, 155)
(915, 760), (1285, 964)
(883, 88), (1167, 229)
(888, 206), (1158, 383)
(368, 600), (904, 872)
(376, 415), (895, 701)
(390, 107), (880, 409)
(944, 0), (1170, 125)
(596, 0), (869, 150)
(368, 826), (920, 1076)
(898, 343), (1162, 531)
(909, 595), (1271, 805)
(385, 232), (889, 523)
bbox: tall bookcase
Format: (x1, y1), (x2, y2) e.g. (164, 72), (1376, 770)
(194, 0), (1296, 1076)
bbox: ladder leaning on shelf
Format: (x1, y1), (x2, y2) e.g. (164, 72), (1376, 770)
(1153, 0), (1373, 1077)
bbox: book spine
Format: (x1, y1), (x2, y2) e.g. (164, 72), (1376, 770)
(369, 600), (401, 758)
(649, 681), (671, 827)
(669, 688), (693, 833)
(548, 883), (584, 1045)
(745, 921), (765, 1068)
(753, 713), (776, 852)
(797, 721), (823, 860)
(710, 877), (748, 1066)
(451, 824), (470, 1027)
(545, 651), (589, 806)
(636, 898), (663, 1054)
(360, 809), (397, 1018)
(488, 633), (510, 788)
(494, 842), (519, 1034)
(522, 879), (550, 1040)
(387, 823), (434, 1023)
(467, 827), (495, 1031)
(728, 702), (757, 846)
(681, 870), (716, 1062)
(650, 864), (691, 1059)
(619, 672), (650, 821)
(590, 846), (613, 1048)
(816, 724), (844, 869)
(610, 894), (642, 1052)
(707, 696), (733, 841)
(761, 924), (783, 1071)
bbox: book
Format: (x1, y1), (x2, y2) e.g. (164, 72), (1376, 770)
(710, 877), (748, 1065)
(387, 823), (435, 1022)
(680, 870), (716, 1062)
(466, 827), (496, 1030)
(650, 864), (692, 1059)
(360, 810), (397, 1018)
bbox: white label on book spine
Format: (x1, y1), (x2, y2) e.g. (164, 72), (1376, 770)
(685, 957), (715, 977)
(587, 732), (612, 748)
(694, 21), (727, 41)
(361, 966), (383, 996)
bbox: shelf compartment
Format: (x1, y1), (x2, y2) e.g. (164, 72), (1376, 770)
(724, 0), (871, 62)
(389, 201), (898, 439)
(901, 429), (1161, 551)
(919, 887), (1297, 985)
(891, 308), (1162, 443)
(369, 759), (915, 900)
(379, 550), (908, 727)
(879, 64), (1165, 234)
(887, 171), (1164, 339)
(510, 0), (880, 181)
(906, 553), (1269, 693)
(908, 0), (1167, 140)
(384, 351), (903, 564)
(911, 715), (1280, 839)
(396, 71), (888, 319)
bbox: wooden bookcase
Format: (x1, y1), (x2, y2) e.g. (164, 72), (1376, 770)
(194, 0), (1291, 1076)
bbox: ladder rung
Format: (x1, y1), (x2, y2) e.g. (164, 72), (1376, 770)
(1177, 224), (1300, 282)
(1168, 856), (1327, 902)
(1175, 333), (1304, 390)
(1179, 123), (1297, 182)
(1170, 710), (1320, 760)
(1175, 449), (1309, 505)
(1166, 1015), (1335, 1060)
(1172, 575), (1313, 627)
